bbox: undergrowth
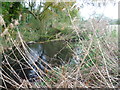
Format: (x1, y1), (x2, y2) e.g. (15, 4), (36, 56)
(0, 4), (119, 89)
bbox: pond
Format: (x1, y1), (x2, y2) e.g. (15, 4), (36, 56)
(2, 40), (73, 88)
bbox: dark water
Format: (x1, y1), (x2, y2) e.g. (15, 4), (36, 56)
(2, 40), (72, 88)
(41, 40), (72, 66)
(27, 40), (72, 66)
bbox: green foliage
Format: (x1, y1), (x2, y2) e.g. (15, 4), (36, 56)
(116, 19), (120, 25)
(110, 19), (120, 25)
(19, 2), (78, 42)
(1, 2), (79, 44)
(2, 2), (22, 24)
(110, 30), (117, 37)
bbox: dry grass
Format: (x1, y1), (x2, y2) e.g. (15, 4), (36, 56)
(0, 7), (119, 89)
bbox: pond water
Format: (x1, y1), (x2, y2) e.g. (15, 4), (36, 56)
(2, 40), (73, 87)
(41, 40), (72, 66)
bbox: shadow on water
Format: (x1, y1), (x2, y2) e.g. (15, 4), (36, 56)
(41, 40), (72, 66)
(1, 40), (73, 89)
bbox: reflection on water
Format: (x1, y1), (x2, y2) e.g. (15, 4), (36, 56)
(2, 40), (73, 87)
(41, 40), (72, 66)
(27, 40), (72, 66)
